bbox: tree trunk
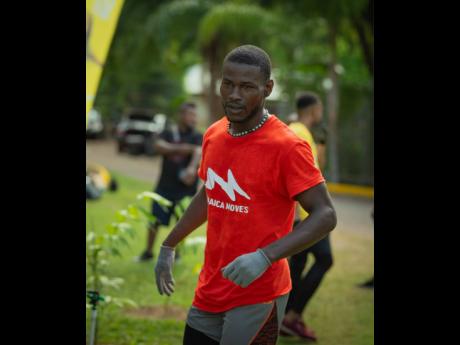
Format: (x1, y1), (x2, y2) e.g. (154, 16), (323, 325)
(353, 13), (373, 77)
(206, 40), (224, 125)
(326, 23), (340, 183)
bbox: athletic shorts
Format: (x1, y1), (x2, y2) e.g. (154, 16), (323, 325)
(151, 200), (184, 227)
(184, 293), (289, 345)
(150, 188), (191, 227)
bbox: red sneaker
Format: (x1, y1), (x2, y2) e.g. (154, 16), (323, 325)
(279, 329), (292, 337)
(280, 319), (317, 341)
(298, 320), (317, 341)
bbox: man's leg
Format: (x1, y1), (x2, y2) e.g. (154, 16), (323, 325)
(137, 200), (174, 261)
(137, 221), (159, 261)
(183, 324), (219, 345)
(146, 222), (160, 256)
(184, 306), (223, 344)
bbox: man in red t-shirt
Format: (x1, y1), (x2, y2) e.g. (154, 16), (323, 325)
(155, 45), (337, 345)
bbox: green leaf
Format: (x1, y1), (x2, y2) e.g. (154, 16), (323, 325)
(110, 247), (122, 257)
(94, 235), (105, 245)
(106, 223), (119, 235)
(126, 226), (136, 239)
(110, 297), (138, 308)
(136, 191), (173, 207)
(122, 298), (138, 308)
(117, 222), (133, 232)
(137, 206), (157, 223)
(99, 276), (124, 289)
(118, 236), (130, 248)
(86, 232), (96, 243)
(88, 244), (102, 252)
(127, 204), (140, 219)
(115, 210), (127, 222)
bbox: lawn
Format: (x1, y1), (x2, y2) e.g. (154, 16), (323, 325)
(86, 172), (373, 345)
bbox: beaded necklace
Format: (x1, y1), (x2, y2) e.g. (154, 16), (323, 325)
(227, 109), (270, 137)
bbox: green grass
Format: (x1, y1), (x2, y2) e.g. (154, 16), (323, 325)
(86, 172), (373, 345)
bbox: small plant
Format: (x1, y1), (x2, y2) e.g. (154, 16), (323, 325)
(86, 191), (173, 345)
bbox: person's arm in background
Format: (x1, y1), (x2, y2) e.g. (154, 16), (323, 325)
(180, 146), (202, 186)
(317, 143), (326, 171)
(314, 124), (328, 171)
(154, 185), (208, 295)
(154, 138), (199, 156)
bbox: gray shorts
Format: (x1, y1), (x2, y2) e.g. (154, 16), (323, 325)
(186, 293), (289, 344)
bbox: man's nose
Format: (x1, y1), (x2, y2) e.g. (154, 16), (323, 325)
(228, 86), (242, 102)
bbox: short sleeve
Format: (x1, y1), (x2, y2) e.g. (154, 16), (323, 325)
(280, 141), (325, 199)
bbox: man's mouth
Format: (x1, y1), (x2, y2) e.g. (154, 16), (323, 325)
(226, 104), (245, 111)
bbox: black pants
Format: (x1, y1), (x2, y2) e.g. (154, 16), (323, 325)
(286, 234), (333, 314)
(184, 324), (219, 345)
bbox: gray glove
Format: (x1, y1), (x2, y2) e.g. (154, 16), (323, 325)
(154, 245), (175, 296)
(221, 249), (272, 288)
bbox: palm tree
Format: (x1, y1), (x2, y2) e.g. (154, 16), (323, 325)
(146, 1), (276, 124)
(197, 3), (275, 123)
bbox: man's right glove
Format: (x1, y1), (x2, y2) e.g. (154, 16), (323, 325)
(154, 245), (175, 296)
(221, 249), (272, 288)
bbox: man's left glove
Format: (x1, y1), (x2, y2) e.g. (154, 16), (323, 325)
(221, 249), (272, 288)
(154, 245), (176, 296)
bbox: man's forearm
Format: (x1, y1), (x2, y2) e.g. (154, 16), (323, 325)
(262, 206), (336, 263)
(162, 186), (208, 247)
(187, 147), (202, 170)
(155, 140), (198, 156)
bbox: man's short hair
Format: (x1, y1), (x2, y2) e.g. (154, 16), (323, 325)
(179, 102), (196, 114)
(296, 92), (320, 111)
(223, 45), (272, 82)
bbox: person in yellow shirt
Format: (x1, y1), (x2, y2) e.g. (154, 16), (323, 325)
(281, 92), (334, 341)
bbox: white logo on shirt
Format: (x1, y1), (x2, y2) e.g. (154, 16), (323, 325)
(205, 168), (251, 201)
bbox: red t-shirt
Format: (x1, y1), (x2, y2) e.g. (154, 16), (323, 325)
(193, 114), (324, 312)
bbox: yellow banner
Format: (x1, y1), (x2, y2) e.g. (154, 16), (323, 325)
(86, 0), (124, 126)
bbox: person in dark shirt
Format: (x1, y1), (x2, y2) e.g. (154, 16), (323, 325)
(137, 103), (203, 261)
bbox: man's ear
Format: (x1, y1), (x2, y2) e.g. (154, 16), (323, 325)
(264, 79), (274, 97)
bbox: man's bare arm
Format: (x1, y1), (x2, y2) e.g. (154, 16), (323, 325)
(317, 143), (326, 171)
(180, 147), (203, 186)
(262, 182), (337, 263)
(154, 138), (199, 156)
(162, 186), (208, 247)
(187, 147), (202, 170)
